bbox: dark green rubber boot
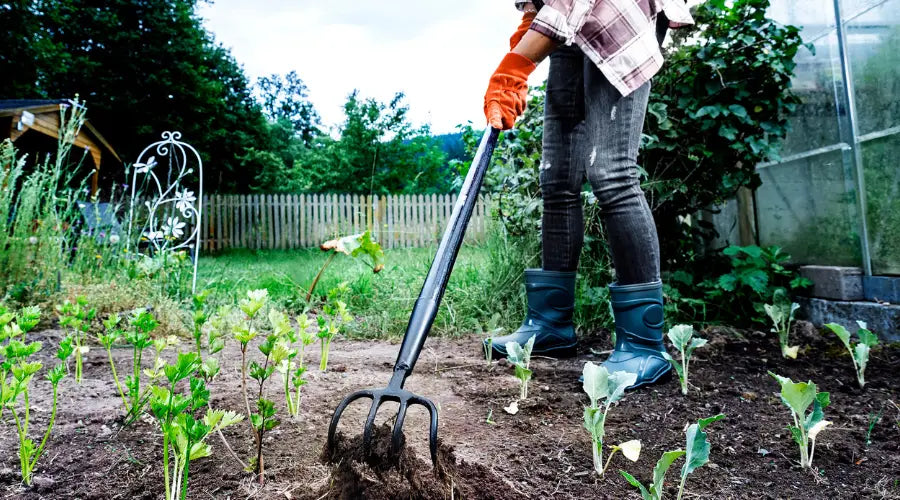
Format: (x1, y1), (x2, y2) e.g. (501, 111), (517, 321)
(485, 269), (577, 359)
(601, 281), (670, 388)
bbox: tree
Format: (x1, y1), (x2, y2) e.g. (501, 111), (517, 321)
(255, 71), (321, 147)
(287, 91), (450, 195)
(4, 0), (270, 192)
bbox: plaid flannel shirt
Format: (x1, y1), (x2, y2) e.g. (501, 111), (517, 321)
(515, 0), (693, 96)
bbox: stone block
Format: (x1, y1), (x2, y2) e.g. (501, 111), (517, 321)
(864, 276), (900, 304)
(799, 265), (864, 301)
(797, 297), (900, 342)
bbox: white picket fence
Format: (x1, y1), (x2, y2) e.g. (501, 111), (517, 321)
(200, 193), (492, 251)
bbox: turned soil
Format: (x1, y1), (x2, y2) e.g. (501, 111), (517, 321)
(1, 322), (898, 499)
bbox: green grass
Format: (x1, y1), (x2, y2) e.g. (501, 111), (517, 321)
(197, 244), (519, 339)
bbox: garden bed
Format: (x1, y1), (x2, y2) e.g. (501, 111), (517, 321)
(2, 323), (898, 499)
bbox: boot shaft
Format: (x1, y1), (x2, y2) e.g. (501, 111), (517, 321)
(609, 281), (664, 347)
(523, 268), (576, 327)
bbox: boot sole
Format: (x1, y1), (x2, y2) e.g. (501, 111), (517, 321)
(490, 342), (578, 359)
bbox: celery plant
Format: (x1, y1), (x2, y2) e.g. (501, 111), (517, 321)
(316, 298), (351, 372)
(124, 310), (158, 419)
(98, 313), (129, 412)
(191, 289), (211, 357)
(660, 324), (707, 395)
(582, 362), (638, 476)
(769, 372), (831, 468)
(149, 352), (243, 500)
(0, 308), (73, 485)
(56, 296), (96, 383)
(824, 321), (879, 388)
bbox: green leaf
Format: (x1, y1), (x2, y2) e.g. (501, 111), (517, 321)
(620, 470), (653, 500)
(856, 327), (878, 348)
(728, 104), (748, 118)
(607, 370), (637, 404)
(583, 406), (605, 438)
(682, 414), (724, 478)
(581, 361), (608, 406)
(824, 323), (851, 350)
(652, 450), (686, 494)
(771, 373), (817, 417)
(666, 324), (694, 351)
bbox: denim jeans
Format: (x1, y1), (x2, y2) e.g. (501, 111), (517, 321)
(539, 44), (660, 285)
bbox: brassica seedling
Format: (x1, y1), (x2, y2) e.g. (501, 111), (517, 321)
(824, 321), (879, 388)
(582, 361), (638, 476)
(763, 299), (800, 359)
(769, 372), (831, 468)
(660, 324), (707, 395)
(316, 298), (351, 372)
(620, 414), (724, 500)
(505, 334), (536, 400)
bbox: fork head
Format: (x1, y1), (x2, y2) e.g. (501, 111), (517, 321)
(327, 372), (439, 464)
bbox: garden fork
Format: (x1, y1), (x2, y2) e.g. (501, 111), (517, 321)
(328, 126), (500, 464)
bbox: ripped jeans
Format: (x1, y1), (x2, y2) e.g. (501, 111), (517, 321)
(539, 44), (660, 285)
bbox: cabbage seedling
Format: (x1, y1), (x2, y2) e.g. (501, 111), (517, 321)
(620, 414), (724, 500)
(660, 325), (707, 395)
(582, 361), (638, 476)
(769, 372), (831, 468)
(763, 299), (800, 359)
(505, 334), (535, 400)
(824, 321), (879, 389)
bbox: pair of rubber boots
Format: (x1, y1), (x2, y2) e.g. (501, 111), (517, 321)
(486, 269), (669, 389)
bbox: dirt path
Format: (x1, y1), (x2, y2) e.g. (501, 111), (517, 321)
(1, 323), (898, 499)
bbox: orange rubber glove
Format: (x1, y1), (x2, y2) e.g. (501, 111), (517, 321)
(509, 11), (537, 50)
(484, 52), (536, 130)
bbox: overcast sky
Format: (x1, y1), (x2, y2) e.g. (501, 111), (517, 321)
(198, 0), (550, 134)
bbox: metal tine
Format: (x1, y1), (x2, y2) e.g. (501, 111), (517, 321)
(410, 396), (439, 464)
(328, 390), (374, 449)
(361, 396), (386, 449)
(390, 400), (410, 453)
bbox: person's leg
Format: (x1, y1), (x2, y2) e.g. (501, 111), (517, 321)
(582, 59), (668, 388)
(582, 76), (660, 284)
(485, 45), (584, 359)
(540, 44), (588, 272)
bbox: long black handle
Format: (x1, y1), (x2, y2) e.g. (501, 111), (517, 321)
(392, 126), (500, 383)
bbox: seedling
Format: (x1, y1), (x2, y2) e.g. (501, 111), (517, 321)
(191, 289), (211, 357)
(149, 352), (243, 500)
(274, 311), (314, 418)
(317, 292), (351, 372)
(98, 313), (129, 412)
(0, 307), (73, 485)
(123, 309), (158, 420)
(56, 296), (96, 383)
(620, 414), (724, 500)
(824, 321), (879, 389)
(763, 298), (800, 359)
(769, 372), (831, 468)
(660, 324), (707, 395)
(505, 334), (535, 400)
(582, 361), (638, 476)
(249, 333), (280, 484)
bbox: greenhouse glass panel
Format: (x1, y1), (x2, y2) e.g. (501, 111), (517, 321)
(768, 0), (843, 156)
(846, 0), (900, 274)
(755, 150), (861, 266)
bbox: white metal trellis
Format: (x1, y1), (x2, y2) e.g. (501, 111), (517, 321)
(126, 131), (204, 294)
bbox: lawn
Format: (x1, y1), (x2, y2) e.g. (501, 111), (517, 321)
(197, 244), (526, 340)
